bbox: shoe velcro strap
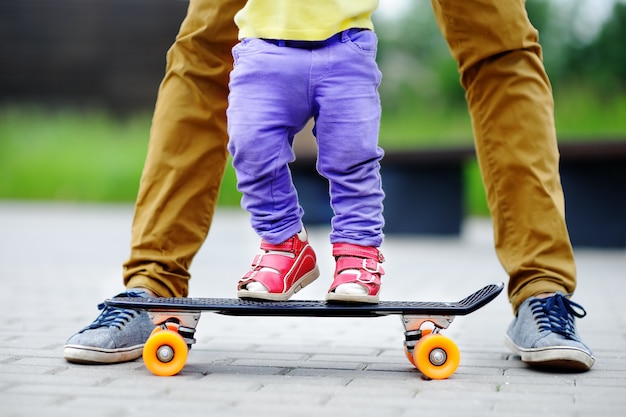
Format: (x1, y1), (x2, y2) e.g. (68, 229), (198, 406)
(330, 271), (382, 289)
(335, 256), (385, 276)
(260, 236), (304, 253)
(248, 253), (294, 273)
(332, 242), (384, 262)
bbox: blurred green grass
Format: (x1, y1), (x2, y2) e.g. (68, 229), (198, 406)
(1, 89), (625, 216)
(0, 108), (148, 202)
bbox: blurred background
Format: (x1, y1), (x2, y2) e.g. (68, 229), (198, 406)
(1, 0), (625, 232)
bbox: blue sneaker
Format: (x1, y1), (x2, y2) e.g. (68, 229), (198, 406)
(505, 293), (595, 371)
(64, 290), (155, 364)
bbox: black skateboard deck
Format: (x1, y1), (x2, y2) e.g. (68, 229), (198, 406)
(106, 282), (503, 318)
(105, 282), (504, 379)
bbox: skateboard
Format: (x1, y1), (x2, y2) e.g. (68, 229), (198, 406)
(105, 282), (503, 379)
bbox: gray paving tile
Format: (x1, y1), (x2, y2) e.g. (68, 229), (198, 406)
(0, 202), (624, 417)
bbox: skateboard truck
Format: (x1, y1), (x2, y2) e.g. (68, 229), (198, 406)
(149, 310), (201, 347)
(401, 314), (455, 377)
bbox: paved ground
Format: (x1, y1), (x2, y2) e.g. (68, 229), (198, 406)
(1, 201), (625, 416)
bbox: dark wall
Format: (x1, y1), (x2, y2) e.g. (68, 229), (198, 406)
(0, 0), (189, 114)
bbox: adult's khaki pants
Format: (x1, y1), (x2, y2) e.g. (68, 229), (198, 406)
(124, 0), (576, 313)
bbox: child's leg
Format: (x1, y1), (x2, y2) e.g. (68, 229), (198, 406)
(313, 29), (385, 303)
(227, 39), (311, 243)
(314, 30), (385, 247)
(227, 41), (319, 300)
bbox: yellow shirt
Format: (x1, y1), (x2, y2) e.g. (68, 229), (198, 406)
(234, 0), (378, 41)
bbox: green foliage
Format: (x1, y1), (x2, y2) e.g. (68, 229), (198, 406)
(562, 2), (626, 94)
(375, 0), (626, 111)
(0, 106), (245, 206)
(553, 85), (626, 137)
(217, 157), (241, 207)
(0, 107), (147, 201)
(464, 160), (489, 217)
(374, 1), (467, 111)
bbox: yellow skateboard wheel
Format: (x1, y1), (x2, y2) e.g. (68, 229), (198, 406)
(413, 333), (460, 379)
(143, 329), (188, 376)
(404, 346), (415, 366)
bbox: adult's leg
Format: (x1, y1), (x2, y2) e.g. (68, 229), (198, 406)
(124, 0), (245, 297)
(431, 0), (576, 313)
(64, 0), (246, 364)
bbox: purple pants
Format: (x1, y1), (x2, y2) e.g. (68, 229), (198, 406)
(227, 29), (385, 246)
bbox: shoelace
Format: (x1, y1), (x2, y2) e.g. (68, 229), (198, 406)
(530, 293), (587, 340)
(81, 291), (147, 332)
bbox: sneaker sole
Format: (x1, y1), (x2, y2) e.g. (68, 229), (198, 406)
(237, 266), (320, 301)
(64, 344), (144, 364)
(504, 335), (595, 371)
